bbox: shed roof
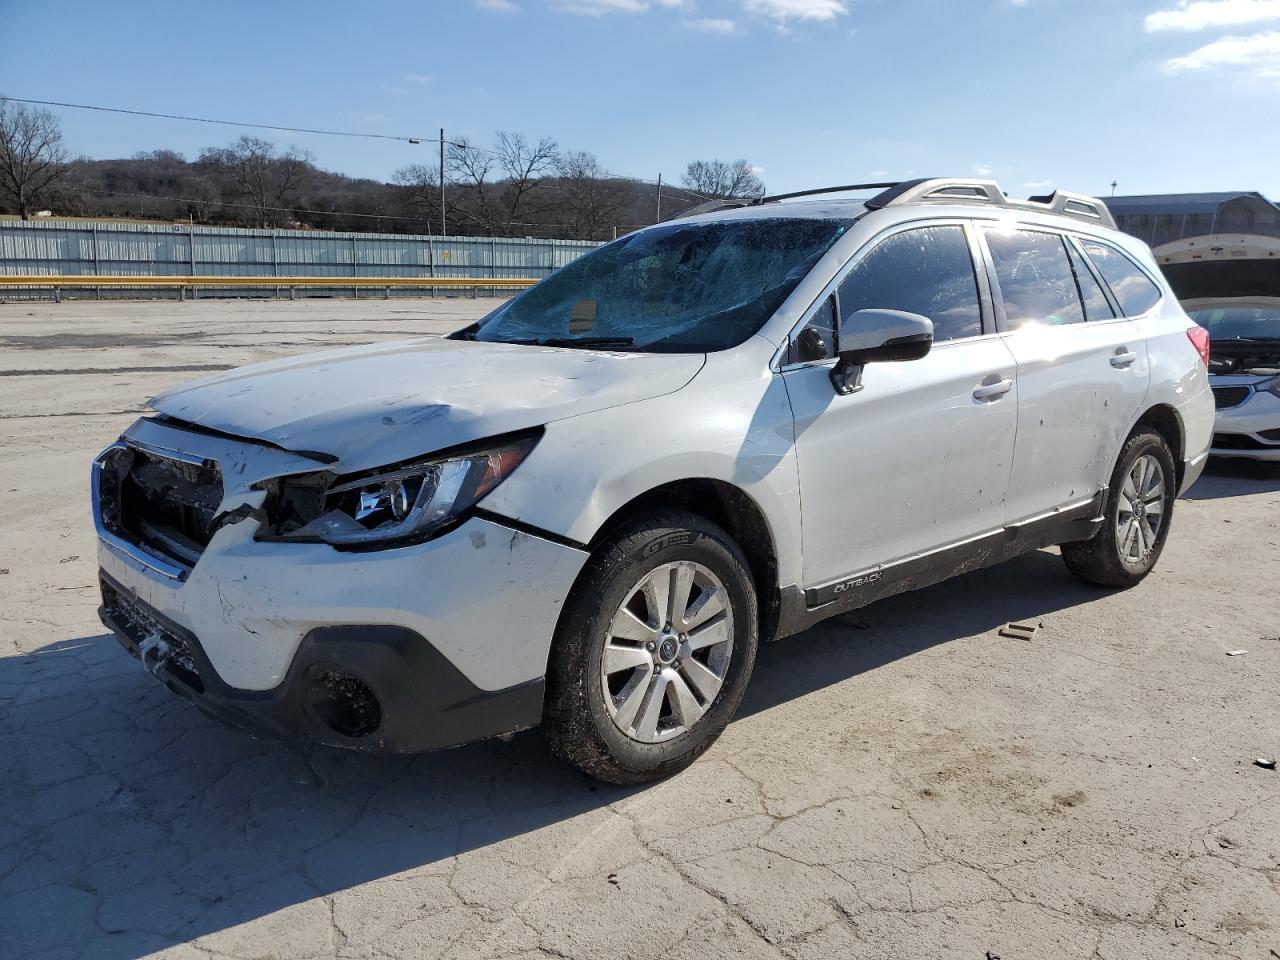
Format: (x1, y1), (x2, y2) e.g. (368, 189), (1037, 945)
(1104, 192), (1275, 217)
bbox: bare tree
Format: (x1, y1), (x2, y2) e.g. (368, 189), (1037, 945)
(444, 136), (501, 234)
(0, 101), (74, 219)
(555, 150), (623, 240)
(392, 163), (441, 233)
(445, 131), (559, 236)
(682, 159), (765, 200)
(495, 131), (558, 234)
(199, 136), (313, 227)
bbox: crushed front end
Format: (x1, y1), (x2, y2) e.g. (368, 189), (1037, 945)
(93, 416), (588, 752)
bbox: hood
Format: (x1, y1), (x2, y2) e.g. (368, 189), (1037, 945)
(149, 337), (705, 471)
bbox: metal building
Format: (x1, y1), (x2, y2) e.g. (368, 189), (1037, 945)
(1105, 192), (1280, 247)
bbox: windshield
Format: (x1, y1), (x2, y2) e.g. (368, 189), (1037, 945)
(1186, 304), (1280, 341)
(469, 217), (854, 352)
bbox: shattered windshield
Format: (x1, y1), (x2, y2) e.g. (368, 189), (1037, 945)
(469, 217), (854, 352)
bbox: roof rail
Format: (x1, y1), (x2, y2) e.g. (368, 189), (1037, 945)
(866, 178), (1117, 229)
(668, 182), (902, 220)
(667, 177), (1117, 230)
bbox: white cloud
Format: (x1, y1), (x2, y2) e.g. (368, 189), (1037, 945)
(475, 0), (520, 11)
(401, 72), (433, 85)
(1025, 179), (1054, 190)
(1145, 0), (1280, 32)
(973, 163), (994, 176)
(1163, 29), (1280, 75)
(742, 0), (848, 23)
(684, 16), (739, 31)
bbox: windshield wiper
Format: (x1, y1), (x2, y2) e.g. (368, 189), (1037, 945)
(494, 336), (638, 350)
(1218, 335), (1280, 343)
(542, 336), (636, 349)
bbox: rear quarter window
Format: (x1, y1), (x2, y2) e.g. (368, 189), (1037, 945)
(1080, 241), (1163, 317)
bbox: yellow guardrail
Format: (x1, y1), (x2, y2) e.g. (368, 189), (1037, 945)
(0, 274), (538, 288)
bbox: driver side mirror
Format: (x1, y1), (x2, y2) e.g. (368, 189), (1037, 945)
(831, 308), (934, 395)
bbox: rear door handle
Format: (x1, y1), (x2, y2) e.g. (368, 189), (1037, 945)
(1110, 349), (1138, 368)
(973, 376), (1014, 402)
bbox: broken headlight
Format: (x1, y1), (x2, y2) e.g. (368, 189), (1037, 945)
(269, 434), (538, 547)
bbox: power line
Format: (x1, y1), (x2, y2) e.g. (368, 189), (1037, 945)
(2, 94), (719, 202)
(1, 96), (441, 145)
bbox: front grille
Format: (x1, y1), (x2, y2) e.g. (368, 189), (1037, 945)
(1212, 386), (1252, 409)
(100, 445), (224, 568)
(101, 578), (204, 692)
(1213, 432), (1275, 451)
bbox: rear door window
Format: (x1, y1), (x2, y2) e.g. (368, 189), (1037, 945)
(984, 229), (1084, 328)
(1067, 241), (1117, 321)
(1080, 241), (1162, 317)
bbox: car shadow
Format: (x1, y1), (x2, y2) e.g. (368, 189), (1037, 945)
(1181, 457), (1280, 500)
(0, 549), (1101, 958)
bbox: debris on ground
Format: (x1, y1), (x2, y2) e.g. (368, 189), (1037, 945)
(1226, 649), (1248, 656)
(1255, 757), (1276, 770)
(999, 621), (1040, 641)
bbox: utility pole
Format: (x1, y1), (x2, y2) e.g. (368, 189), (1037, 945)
(1111, 180), (1117, 197)
(655, 174), (663, 223)
(440, 128), (447, 237)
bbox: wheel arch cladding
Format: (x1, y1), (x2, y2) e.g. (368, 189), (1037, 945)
(1131, 404), (1185, 487)
(582, 478), (782, 644)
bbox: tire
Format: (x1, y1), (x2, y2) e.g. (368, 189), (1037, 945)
(543, 510), (758, 785)
(1061, 429), (1178, 588)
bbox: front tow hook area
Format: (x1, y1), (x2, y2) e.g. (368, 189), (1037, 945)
(138, 631), (173, 678)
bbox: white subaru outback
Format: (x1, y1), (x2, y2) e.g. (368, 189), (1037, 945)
(94, 178), (1214, 783)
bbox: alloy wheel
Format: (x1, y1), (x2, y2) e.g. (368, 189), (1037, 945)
(1115, 453), (1165, 564)
(600, 561), (734, 743)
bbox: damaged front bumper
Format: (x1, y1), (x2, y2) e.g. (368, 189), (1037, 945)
(94, 418), (589, 752)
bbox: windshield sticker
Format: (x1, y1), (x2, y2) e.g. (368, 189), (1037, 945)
(570, 299), (598, 333)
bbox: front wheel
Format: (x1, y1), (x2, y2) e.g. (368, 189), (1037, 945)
(1062, 429), (1177, 588)
(543, 510), (758, 784)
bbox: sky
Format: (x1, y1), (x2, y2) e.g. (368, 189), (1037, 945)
(2, 0), (1280, 200)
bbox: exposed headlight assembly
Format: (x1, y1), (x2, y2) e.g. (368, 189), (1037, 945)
(265, 433), (538, 547)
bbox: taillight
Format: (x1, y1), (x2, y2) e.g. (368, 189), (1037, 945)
(1186, 325), (1210, 367)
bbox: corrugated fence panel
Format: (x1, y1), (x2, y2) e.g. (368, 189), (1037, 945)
(0, 220), (602, 297)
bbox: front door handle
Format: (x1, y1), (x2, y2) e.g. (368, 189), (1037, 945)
(1110, 348), (1138, 368)
(973, 376), (1014, 402)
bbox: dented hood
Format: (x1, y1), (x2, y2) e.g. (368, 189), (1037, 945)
(148, 337), (705, 470)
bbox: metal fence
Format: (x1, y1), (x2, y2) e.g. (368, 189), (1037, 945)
(0, 219), (601, 300)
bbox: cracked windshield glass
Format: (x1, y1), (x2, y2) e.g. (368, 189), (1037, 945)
(469, 216), (853, 352)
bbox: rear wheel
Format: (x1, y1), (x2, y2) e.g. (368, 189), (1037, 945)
(543, 511), (758, 784)
(1062, 429), (1177, 588)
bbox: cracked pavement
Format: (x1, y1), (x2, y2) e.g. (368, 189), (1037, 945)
(1, 299), (1278, 959)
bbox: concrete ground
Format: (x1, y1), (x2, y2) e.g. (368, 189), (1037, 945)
(1, 299), (1277, 960)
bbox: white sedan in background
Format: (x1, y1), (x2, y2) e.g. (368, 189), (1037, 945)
(1183, 298), (1280, 461)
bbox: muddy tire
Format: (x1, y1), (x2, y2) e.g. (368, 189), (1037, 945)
(1062, 429), (1178, 588)
(543, 510), (758, 785)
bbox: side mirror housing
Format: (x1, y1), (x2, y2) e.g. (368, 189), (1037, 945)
(831, 308), (934, 395)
